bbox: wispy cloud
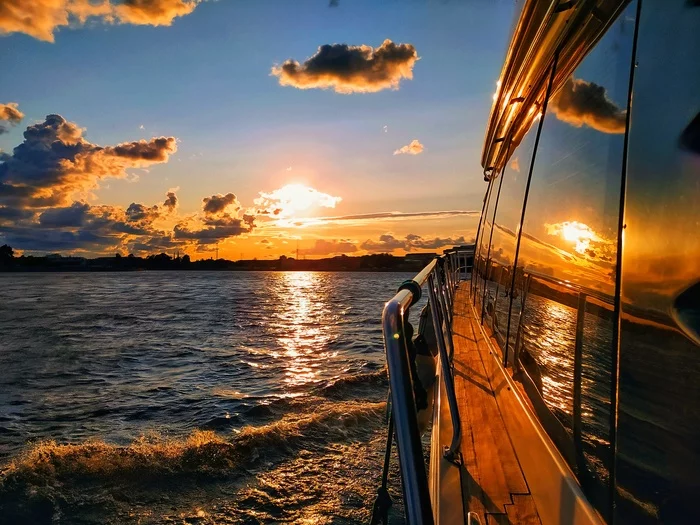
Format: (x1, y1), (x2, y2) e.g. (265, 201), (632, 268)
(276, 209), (479, 229)
(393, 139), (424, 155)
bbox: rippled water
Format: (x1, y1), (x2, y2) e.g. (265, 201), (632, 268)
(0, 271), (414, 524)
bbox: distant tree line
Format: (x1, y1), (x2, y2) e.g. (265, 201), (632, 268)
(0, 245), (430, 272)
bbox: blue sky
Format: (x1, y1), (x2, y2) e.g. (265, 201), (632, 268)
(0, 0), (514, 258)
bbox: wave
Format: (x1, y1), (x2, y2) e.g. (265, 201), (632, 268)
(316, 368), (388, 399)
(0, 401), (384, 489)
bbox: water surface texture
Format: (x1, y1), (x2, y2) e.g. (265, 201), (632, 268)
(0, 272), (413, 524)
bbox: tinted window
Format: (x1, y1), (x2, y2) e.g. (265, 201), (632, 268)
(510, 2), (637, 516)
(473, 178), (497, 317)
(486, 121), (539, 357)
(617, 2), (700, 522)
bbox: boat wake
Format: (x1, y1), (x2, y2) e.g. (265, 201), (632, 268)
(0, 364), (399, 524)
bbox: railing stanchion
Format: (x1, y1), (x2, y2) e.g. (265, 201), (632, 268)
(428, 273), (462, 460)
(380, 254), (466, 523)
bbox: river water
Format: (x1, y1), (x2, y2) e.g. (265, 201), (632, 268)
(0, 271), (414, 524)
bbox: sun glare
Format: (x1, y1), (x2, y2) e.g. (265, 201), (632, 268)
(255, 183), (342, 220)
(546, 220), (604, 256)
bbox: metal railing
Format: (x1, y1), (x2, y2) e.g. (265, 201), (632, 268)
(381, 249), (468, 525)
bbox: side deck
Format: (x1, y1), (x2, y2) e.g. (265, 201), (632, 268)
(452, 284), (541, 524)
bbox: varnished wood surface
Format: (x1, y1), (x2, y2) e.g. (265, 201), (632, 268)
(452, 284), (542, 525)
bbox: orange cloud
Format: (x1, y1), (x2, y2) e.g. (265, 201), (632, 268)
(393, 139), (424, 156)
(510, 156), (520, 172)
(551, 77), (626, 134)
(0, 102), (24, 134)
(115, 0), (197, 26)
(0, 115), (177, 209)
(271, 39), (419, 94)
(0, 0), (201, 42)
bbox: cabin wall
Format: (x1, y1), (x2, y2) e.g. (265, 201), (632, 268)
(472, 1), (700, 523)
(617, 2), (700, 523)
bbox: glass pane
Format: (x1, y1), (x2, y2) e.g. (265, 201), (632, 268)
(617, 2), (700, 523)
(510, 2), (637, 518)
(479, 174), (504, 328)
(474, 179), (497, 317)
(516, 276), (577, 440)
(580, 295), (614, 510)
(488, 119), (540, 357)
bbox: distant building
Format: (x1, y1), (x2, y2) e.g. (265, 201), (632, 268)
(404, 252), (437, 266)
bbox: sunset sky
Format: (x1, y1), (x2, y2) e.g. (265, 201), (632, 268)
(0, 0), (515, 260)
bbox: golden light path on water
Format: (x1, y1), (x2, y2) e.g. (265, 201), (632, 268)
(530, 299), (576, 416)
(272, 272), (339, 388)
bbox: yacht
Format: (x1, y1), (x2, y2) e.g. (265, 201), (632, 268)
(378, 1), (699, 524)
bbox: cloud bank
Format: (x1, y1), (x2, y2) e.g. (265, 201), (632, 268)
(0, 114), (177, 210)
(361, 233), (467, 253)
(302, 239), (358, 256)
(394, 139), (424, 156)
(551, 77), (626, 134)
(0, 0), (202, 42)
(271, 39), (419, 94)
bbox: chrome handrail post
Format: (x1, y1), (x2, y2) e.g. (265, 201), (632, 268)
(435, 268), (456, 362)
(382, 293), (434, 525)
(441, 256), (453, 307)
(428, 273), (462, 461)
(441, 270), (454, 327)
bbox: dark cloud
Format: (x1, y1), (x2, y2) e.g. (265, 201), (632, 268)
(302, 239), (358, 256)
(360, 234), (406, 252)
(1, 191), (179, 253)
(0, 103), (24, 135)
(171, 192), (253, 245)
(551, 77), (627, 134)
(0, 114), (177, 209)
(360, 233), (466, 253)
(202, 193), (239, 216)
(39, 202), (90, 227)
(0, 0), (201, 43)
(271, 39), (419, 94)
(125, 202), (159, 223)
(0, 206), (34, 222)
(173, 219), (251, 244)
(163, 191), (177, 211)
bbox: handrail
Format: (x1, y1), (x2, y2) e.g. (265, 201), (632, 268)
(381, 250), (465, 524)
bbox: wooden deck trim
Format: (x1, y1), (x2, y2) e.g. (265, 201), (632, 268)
(452, 285), (542, 524)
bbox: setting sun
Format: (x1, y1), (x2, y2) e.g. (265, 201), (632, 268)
(254, 183), (342, 220)
(546, 220), (607, 256)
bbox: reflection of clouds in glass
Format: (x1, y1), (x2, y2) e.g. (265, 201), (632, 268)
(510, 156), (520, 172)
(551, 77), (626, 134)
(545, 220), (614, 261)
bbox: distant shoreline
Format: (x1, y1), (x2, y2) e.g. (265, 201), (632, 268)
(0, 252), (439, 274)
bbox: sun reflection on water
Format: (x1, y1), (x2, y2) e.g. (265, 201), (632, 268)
(272, 272), (338, 389)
